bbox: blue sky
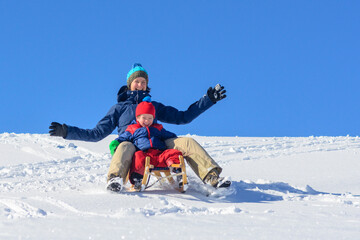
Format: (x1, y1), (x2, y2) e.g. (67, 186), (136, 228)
(1, 0), (359, 137)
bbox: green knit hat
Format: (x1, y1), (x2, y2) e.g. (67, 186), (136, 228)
(127, 63), (148, 89)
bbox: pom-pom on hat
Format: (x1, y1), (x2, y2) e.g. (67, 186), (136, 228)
(127, 63), (149, 89)
(136, 97), (155, 118)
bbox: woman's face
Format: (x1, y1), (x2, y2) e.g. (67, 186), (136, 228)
(130, 77), (147, 91)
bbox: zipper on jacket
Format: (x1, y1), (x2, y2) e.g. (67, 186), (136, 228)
(146, 126), (153, 148)
(135, 91), (147, 104)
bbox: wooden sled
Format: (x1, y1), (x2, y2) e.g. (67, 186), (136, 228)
(126, 155), (188, 193)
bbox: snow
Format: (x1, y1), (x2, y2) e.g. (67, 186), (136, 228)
(1, 133), (360, 239)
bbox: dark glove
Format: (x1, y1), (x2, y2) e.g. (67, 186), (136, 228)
(49, 122), (68, 138)
(207, 84), (227, 103)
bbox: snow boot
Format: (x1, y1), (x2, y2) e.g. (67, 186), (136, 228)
(106, 176), (123, 192)
(132, 178), (143, 191)
(204, 169), (231, 188)
(130, 172), (144, 191)
(172, 167), (183, 188)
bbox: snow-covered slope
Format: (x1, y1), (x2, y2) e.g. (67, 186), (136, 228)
(1, 133), (360, 239)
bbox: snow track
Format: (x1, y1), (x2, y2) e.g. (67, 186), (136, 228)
(0, 198), (47, 219)
(1, 133), (360, 239)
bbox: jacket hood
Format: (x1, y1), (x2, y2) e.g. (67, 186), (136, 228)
(117, 85), (129, 102)
(117, 85), (152, 104)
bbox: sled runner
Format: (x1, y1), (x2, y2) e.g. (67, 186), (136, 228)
(126, 154), (188, 193)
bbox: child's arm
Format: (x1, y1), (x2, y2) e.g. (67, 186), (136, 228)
(109, 130), (134, 156)
(116, 130), (133, 143)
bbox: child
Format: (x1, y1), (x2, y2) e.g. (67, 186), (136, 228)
(113, 97), (182, 190)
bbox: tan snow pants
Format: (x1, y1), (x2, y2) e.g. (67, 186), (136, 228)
(107, 137), (222, 182)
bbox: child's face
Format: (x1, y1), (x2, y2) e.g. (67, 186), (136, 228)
(130, 77), (147, 91)
(136, 114), (154, 127)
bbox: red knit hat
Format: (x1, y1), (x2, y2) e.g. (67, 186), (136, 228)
(136, 101), (156, 118)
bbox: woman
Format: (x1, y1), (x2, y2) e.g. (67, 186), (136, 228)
(49, 63), (230, 192)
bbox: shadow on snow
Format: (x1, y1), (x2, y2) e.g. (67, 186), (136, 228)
(132, 180), (354, 204)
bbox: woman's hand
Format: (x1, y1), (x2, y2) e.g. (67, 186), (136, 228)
(207, 84), (227, 103)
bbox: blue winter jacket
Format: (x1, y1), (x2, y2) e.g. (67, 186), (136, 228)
(65, 86), (214, 142)
(116, 122), (177, 151)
